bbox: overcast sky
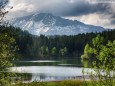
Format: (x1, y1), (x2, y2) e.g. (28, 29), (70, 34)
(6, 0), (115, 29)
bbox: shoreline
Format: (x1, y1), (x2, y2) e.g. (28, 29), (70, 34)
(22, 75), (91, 83)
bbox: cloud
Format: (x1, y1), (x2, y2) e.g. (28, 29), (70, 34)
(5, 0), (115, 29)
(7, 0), (114, 17)
(78, 13), (112, 28)
(6, 0), (95, 16)
(64, 13), (113, 28)
(11, 3), (35, 12)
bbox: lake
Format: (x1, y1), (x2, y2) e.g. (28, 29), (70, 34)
(10, 59), (92, 82)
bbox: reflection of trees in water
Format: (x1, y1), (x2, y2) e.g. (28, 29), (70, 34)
(31, 73), (75, 81)
(40, 74), (46, 79)
(32, 73), (47, 81)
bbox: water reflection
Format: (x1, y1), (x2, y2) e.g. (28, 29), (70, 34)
(10, 66), (91, 81)
(10, 59), (92, 81)
(32, 73), (75, 81)
(17, 60), (60, 63)
(13, 59), (82, 67)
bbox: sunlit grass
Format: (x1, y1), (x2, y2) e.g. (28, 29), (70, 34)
(12, 80), (115, 86)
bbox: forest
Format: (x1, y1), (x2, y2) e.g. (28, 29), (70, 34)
(0, 25), (115, 60)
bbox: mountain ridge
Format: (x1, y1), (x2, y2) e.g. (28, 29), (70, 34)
(10, 13), (106, 36)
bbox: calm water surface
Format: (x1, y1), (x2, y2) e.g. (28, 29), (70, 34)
(10, 59), (92, 81)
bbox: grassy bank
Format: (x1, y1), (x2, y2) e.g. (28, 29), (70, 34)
(12, 80), (115, 86)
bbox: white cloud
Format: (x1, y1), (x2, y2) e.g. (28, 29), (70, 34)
(68, 0), (75, 3)
(5, 0), (115, 29)
(10, 3), (35, 12)
(6, 0), (79, 19)
(64, 13), (115, 29)
(80, 13), (110, 26)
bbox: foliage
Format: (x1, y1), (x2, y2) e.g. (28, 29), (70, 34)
(82, 35), (115, 86)
(59, 47), (67, 57)
(0, 0), (19, 85)
(51, 47), (57, 55)
(81, 44), (91, 59)
(0, 33), (18, 85)
(0, 0), (8, 22)
(1, 26), (115, 59)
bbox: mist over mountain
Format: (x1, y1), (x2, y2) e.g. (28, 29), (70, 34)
(10, 13), (106, 36)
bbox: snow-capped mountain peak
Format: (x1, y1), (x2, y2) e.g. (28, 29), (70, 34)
(10, 13), (105, 36)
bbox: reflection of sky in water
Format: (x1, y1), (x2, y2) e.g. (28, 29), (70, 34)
(58, 64), (75, 66)
(10, 66), (114, 82)
(16, 60), (60, 63)
(10, 66), (94, 81)
(10, 59), (92, 81)
(31, 73), (78, 81)
(10, 66), (92, 76)
(13, 59), (82, 67)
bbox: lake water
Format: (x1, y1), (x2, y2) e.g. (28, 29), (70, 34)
(10, 59), (92, 81)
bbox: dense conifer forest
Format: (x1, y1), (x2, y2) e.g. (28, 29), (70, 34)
(0, 25), (115, 59)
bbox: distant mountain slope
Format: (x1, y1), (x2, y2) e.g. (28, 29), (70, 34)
(10, 13), (106, 35)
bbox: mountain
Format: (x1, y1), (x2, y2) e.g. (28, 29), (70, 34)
(10, 13), (106, 36)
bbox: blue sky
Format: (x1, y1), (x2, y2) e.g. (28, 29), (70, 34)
(6, 0), (115, 29)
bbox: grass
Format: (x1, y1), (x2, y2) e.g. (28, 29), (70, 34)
(12, 80), (115, 86)
(12, 80), (84, 86)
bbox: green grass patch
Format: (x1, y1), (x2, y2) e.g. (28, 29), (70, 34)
(12, 80), (115, 86)
(13, 80), (85, 86)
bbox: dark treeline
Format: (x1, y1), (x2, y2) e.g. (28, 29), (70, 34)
(0, 25), (115, 59)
